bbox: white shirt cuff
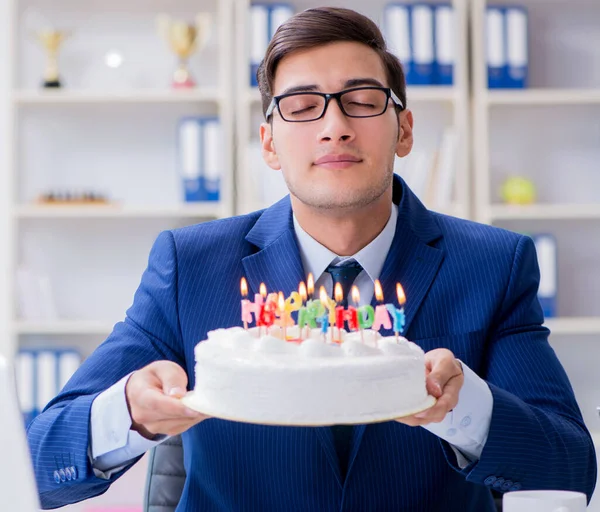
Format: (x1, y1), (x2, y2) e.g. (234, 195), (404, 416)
(90, 373), (167, 476)
(422, 361), (493, 466)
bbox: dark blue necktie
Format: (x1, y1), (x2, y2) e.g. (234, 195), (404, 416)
(325, 260), (363, 479)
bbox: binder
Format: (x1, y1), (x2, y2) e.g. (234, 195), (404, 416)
(249, 4), (269, 87)
(434, 4), (454, 85)
(57, 350), (81, 391)
(533, 234), (558, 318)
(202, 119), (222, 202)
(384, 4), (412, 78)
(486, 7), (507, 89)
(409, 4), (435, 85)
(15, 351), (35, 426)
(36, 351), (57, 416)
(269, 4), (294, 39)
(505, 7), (529, 88)
(178, 117), (204, 202)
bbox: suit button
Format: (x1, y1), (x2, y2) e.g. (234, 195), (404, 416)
(510, 483), (522, 491)
(59, 469), (66, 482)
(484, 476), (497, 486)
(70, 466), (78, 480)
(493, 477), (505, 489)
(501, 480), (513, 491)
(53, 470), (61, 484)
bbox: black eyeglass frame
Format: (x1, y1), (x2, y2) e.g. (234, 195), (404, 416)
(265, 86), (405, 122)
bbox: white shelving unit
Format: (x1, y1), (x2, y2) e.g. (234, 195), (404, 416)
(3, 0), (235, 364)
(1, 1), (235, 510)
(471, 0), (600, 479)
(234, 0), (471, 219)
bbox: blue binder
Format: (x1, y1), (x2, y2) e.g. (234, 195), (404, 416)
(177, 117), (222, 202)
(249, 4), (294, 87)
(249, 4), (269, 87)
(486, 6), (507, 88)
(434, 4), (454, 85)
(409, 4), (435, 85)
(505, 6), (529, 88)
(532, 233), (558, 318)
(384, 4), (413, 81)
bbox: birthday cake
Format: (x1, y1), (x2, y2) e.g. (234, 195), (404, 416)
(182, 326), (435, 425)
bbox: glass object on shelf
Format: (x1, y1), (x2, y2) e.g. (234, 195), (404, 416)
(157, 13), (211, 89)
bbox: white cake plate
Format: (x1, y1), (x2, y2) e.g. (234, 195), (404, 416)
(180, 392), (437, 426)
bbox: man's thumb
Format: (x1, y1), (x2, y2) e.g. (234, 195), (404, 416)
(153, 361), (188, 398)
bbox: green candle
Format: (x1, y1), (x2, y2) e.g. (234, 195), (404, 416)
(357, 305), (375, 329)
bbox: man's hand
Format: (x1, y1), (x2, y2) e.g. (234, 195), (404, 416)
(396, 348), (464, 427)
(125, 361), (208, 439)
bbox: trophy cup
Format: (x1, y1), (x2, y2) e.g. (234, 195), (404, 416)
(157, 13), (211, 88)
(35, 30), (70, 88)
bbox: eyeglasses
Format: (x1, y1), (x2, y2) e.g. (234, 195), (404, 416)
(265, 86), (405, 123)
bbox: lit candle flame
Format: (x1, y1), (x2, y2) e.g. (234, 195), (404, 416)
(240, 277), (248, 298)
(334, 282), (343, 304)
(319, 285), (328, 305)
(307, 273), (314, 298)
(299, 282), (307, 302)
(259, 282), (267, 298)
(278, 291), (285, 312)
(374, 279), (384, 302)
(351, 285), (360, 306)
(396, 283), (406, 306)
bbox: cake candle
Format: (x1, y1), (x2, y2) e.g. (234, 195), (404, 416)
(334, 282), (343, 343)
(240, 277), (252, 330)
(257, 283), (268, 336)
(298, 281), (308, 339)
(319, 286), (330, 342)
(307, 273), (314, 300)
(351, 285), (361, 342)
(372, 279), (392, 334)
(278, 292), (286, 341)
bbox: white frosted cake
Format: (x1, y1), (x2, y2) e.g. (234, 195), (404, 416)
(182, 326), (435, 425)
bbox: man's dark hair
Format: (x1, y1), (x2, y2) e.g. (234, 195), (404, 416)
(256, 7), (408, 120)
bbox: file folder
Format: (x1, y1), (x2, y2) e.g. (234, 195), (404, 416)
(410, 4), (435, 85)
(434, 4), (454, 85)
(269, 4), (294, 39)
(202, 118), (222, 202)
(505, 6), (529, 88)
(533, 234), (558, 318)
(384, 4), (412, 78)
(486, 7), (507, 88)
(249, 4), (269, 87)
(178, 117), (204, 202)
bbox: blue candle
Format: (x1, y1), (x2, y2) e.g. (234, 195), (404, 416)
(386, 304), (405, 334)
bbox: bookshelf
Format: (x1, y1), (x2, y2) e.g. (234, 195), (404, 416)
(471, 0), (600, 470)
(1, 0), (235, 510)
(234, 0), (471, 220)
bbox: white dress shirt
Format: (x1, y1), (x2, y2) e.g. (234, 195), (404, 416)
(90, 203), (493, 475)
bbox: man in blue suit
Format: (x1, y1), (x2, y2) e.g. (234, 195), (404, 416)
(27, 7), (596, 511)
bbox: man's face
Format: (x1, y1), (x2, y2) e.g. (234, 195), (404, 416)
(260, 41), (413, 212)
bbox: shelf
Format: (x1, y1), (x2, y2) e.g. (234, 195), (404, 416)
(485, 88), (600, 106)
(489, 204), (600, 221)
(246, 86), (459, 105)
(14, 320), (115, 336)
(593, 431), (600, 449)
(15, 203), (224, 219)
(12, 88), (223, 105)
(545, 317), (600, 336)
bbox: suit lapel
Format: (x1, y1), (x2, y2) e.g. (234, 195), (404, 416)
(348, 175), (445, 479)
(242, 197), (306, 298)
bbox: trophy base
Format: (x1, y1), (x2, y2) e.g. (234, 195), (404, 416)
(43, 80), (62, 88)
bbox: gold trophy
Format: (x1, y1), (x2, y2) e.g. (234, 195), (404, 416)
(35, 30), (70, 88)
(157, 13), (211, 88)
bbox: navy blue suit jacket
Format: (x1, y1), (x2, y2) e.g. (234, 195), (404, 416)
(27, 176), (596, 511)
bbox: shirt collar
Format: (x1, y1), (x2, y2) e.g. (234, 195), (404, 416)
(292, 203), (398, 285)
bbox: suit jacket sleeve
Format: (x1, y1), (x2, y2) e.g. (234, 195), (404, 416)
(27, 230), (185, 509)
(440, 235), (597, 501)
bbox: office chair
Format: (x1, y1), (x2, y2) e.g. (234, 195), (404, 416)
(143, 435), (186, 512)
